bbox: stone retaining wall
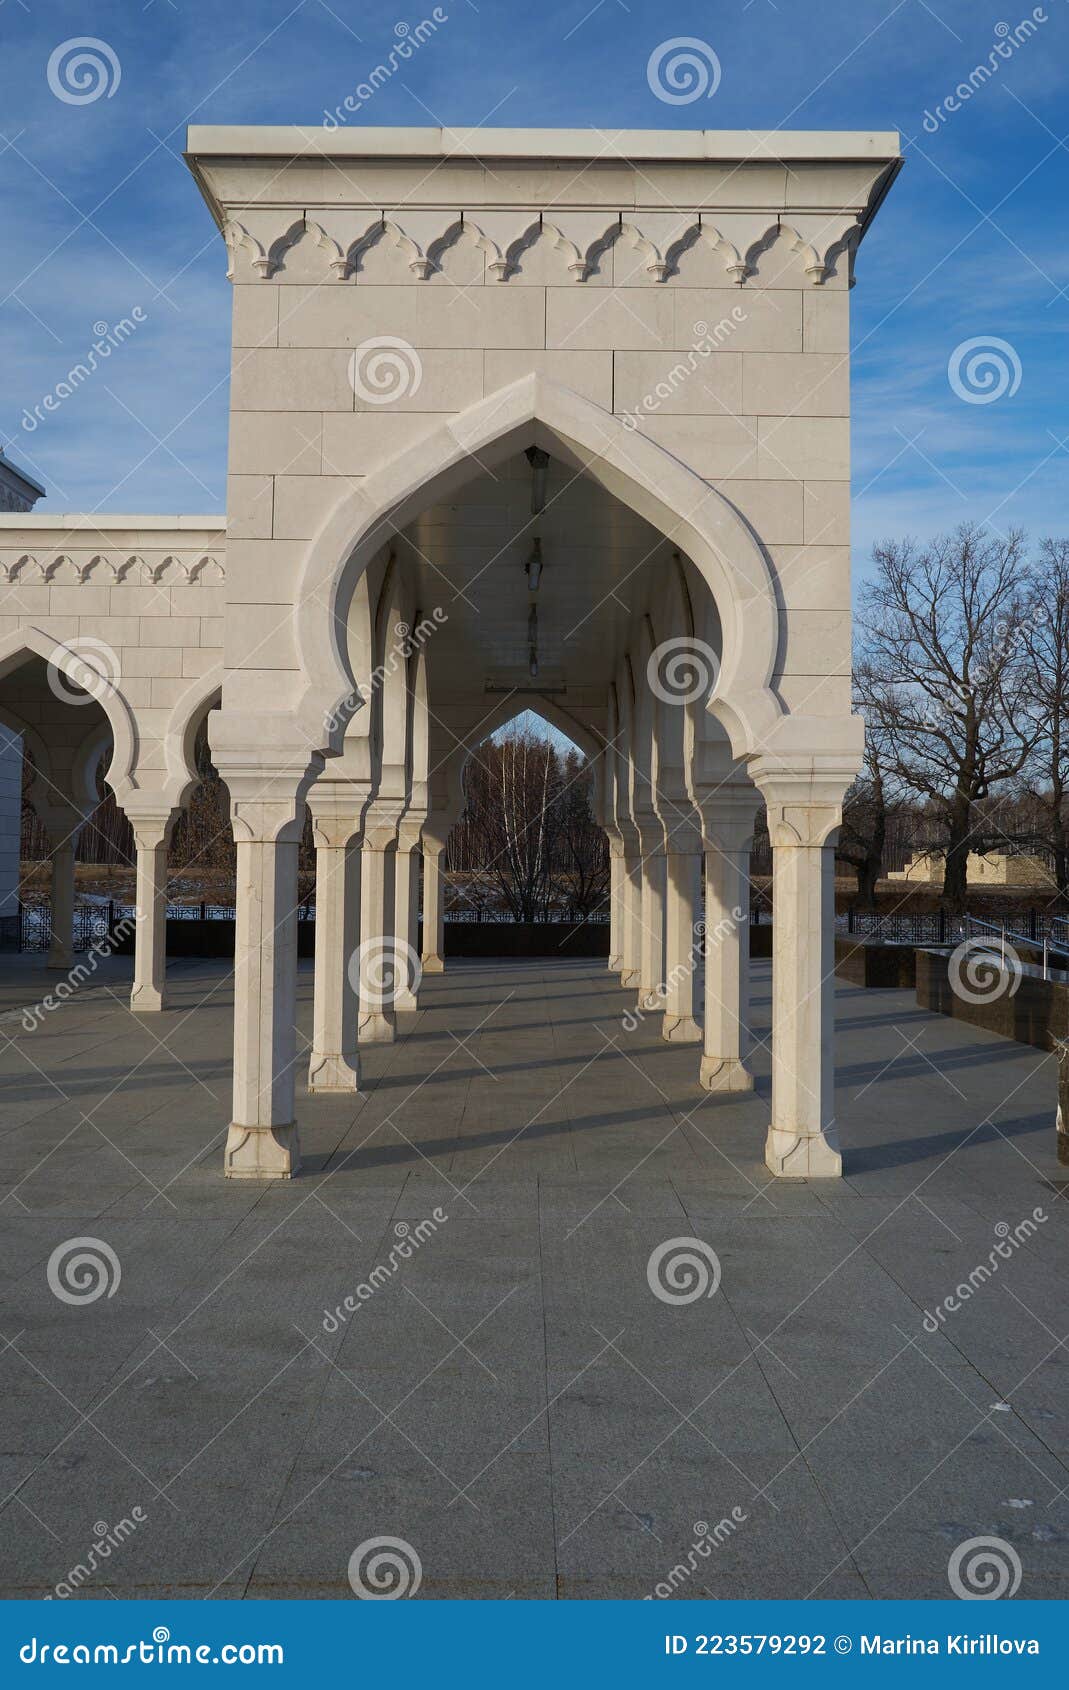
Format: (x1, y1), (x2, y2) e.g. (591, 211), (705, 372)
(915, 948), (1069, 1052)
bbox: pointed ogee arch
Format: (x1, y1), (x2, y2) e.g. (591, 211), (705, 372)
(294, 375), (784, 764)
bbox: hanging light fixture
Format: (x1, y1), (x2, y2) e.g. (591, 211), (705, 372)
(528, 603), (539, 678)
(525, 446), (549, 514)
(525, 536), (543, 592)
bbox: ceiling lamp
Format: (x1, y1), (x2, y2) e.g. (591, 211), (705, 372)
(525, 446), (549, 514)
(525, 536), (543, 592)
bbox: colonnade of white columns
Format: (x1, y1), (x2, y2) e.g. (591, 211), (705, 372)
(90, 546), (850, 1189)
(107, 729), (846, 1186)
(606, 773), (843, 1177)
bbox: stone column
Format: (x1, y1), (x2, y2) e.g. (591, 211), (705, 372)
(358, 839), (397, 1043)
(393, 829), (422, 1012)
(46, 839), (77, 971)
(307, 804), (362, 1093)
(421, 841), (445, 974)
(607, 846), (624, 972)
(662, 848), (703, 1042)
(699, 805), (757, 1090)
(638, 839), (667, 1012)
(225, 794), (307, 1180)
(129, 815), (174, 1012)
(752, 767), (851, 1178)
(619, 854), (643, 988)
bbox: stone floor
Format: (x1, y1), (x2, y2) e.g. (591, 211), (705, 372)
(0, 952), (1067, 1600)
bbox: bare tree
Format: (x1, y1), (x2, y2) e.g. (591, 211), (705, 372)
(857, 524), (1037, 912)
(448, 727), (606, 921)
(836, 696), (900, 908)
(1018, 538), (1069, 898)
(554, 747), (609, 917)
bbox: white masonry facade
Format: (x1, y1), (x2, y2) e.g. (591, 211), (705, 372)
(0, 126), (901, 1180)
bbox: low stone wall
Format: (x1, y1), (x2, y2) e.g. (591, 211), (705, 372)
(834, 936), (917, 989)
(915, 948), (1069, 1051)
(749, 923), (773, 958)
(437, 921), (610, 959)
(115, 918), (316, 959)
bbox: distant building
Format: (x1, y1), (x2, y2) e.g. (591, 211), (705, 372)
(0, 448), (45, 514)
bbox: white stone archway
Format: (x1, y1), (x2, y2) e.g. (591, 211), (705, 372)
(293, 376), (785, 765)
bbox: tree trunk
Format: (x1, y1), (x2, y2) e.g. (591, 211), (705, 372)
(857, 855), (881, 909)
(942, 833), (970, 913)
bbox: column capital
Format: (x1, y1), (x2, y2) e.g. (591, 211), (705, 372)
(307, 782), (370, 849)
(635, 820), (666, 857)
(663, 824), (704, 858)
(748, 758), (858, 849)
(208, 711), (322, 842)
(397, 816), (426, 852)
(698, 787), (762, 853)
(126, 810), (178, 852)
(362, 798), (405, 850)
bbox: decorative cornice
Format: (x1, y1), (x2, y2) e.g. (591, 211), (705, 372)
(1, 551), (225, 585)
(221, 207), (864, 286)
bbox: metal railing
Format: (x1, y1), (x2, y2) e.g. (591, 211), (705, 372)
(1, 900), (611, 953)
(836, 908), (1069, 980)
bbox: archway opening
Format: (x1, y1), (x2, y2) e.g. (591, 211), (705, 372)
(442, 707), (609, 955)
(0, 650), (120, 957)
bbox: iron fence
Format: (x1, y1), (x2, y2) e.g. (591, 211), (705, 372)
(836, 908), (1069, 950)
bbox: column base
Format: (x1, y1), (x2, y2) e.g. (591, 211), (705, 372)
(393, 989), (419, 1013)
(700, 1056), (755, 1092)
(359, 1012), (396, 1044)
(130, 984), (168, 1013)
(46, 949), (73, 972)
(224, 1122), (301, 1180)
(663, 1014), (702, 1044)
(764, 1124), (842, 1179)
(607, 953), (623, 972)
(638, 989), (662, 1013)
(619, 968), (640, 988)
(308, 1051), (361, 1093)
(421, 954), (445, 975)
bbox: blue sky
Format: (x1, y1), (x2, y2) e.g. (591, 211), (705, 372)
(1, 0), (1067, 588)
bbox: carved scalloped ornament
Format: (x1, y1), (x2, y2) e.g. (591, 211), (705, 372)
(222, 207), (864, 285)
(0, 552), (226, 585)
